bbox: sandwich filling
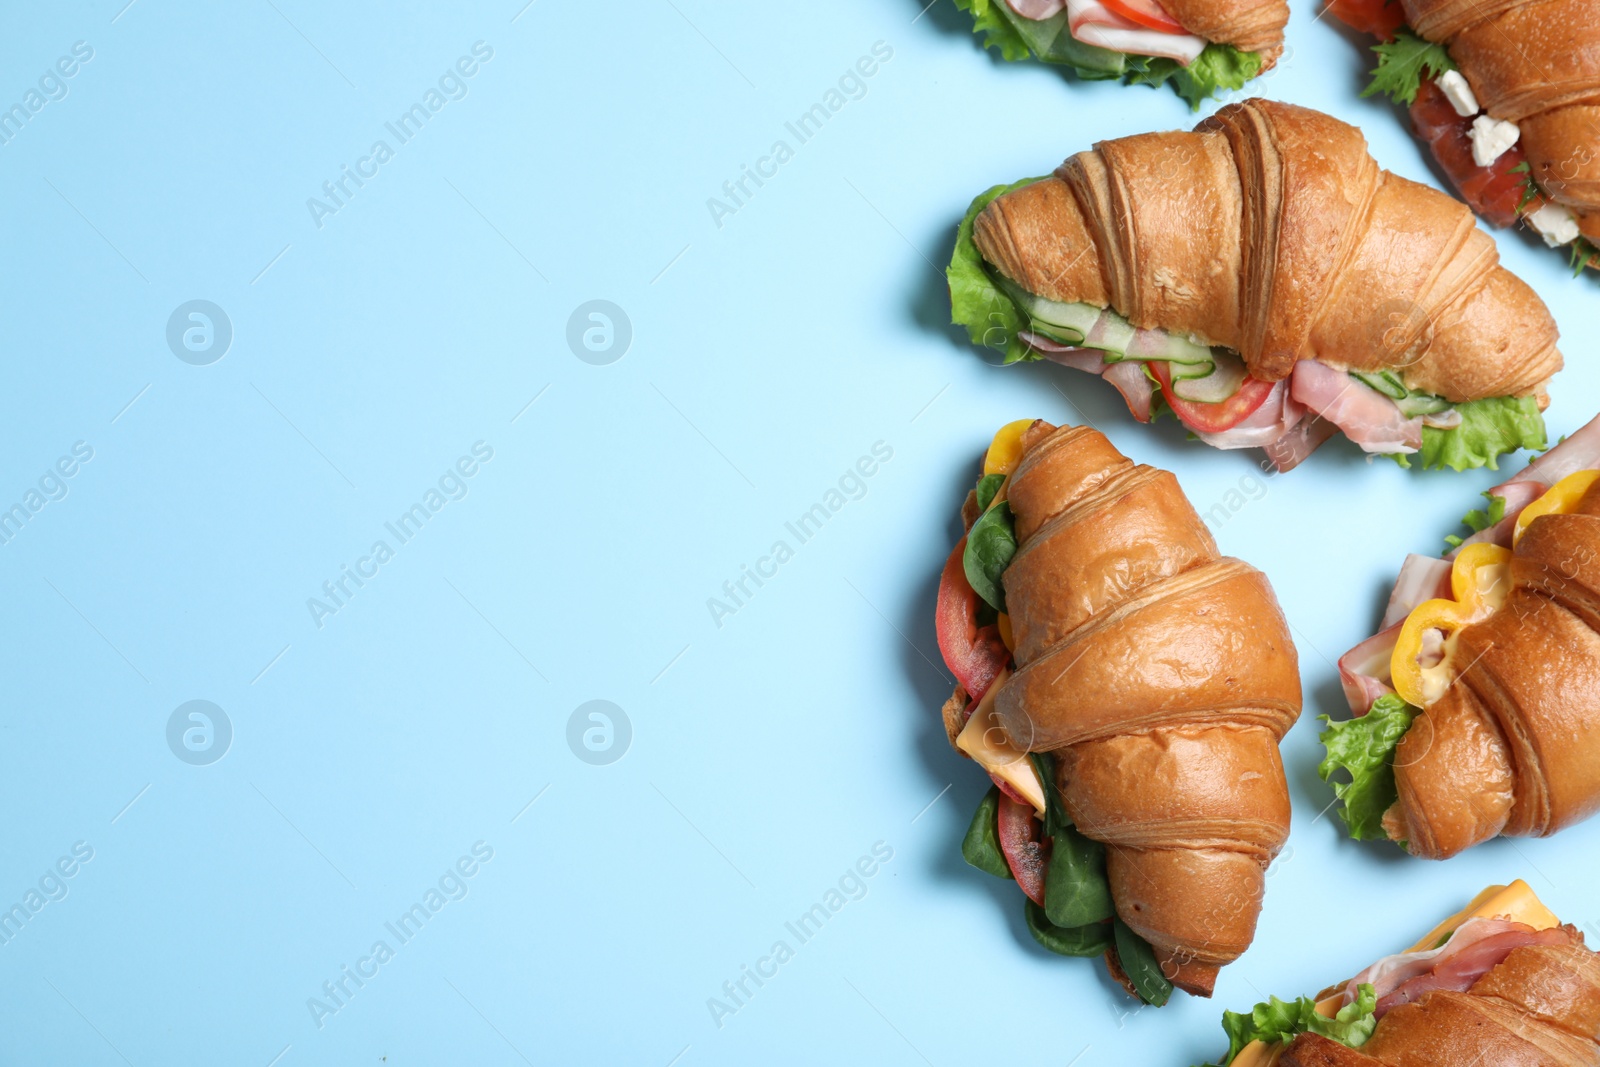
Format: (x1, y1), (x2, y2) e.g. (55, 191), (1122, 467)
(953, 0), (1265, 108)
(1328, 0), (1600, 271)
(1324, 423), (1600, 843)
(949, 180), (1548, 473)
(942, 421), (1175, 1006)
(1199, 881), (1566, 1067)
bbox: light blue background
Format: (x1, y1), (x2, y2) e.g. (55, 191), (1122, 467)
(2, 1), (1596, 1064)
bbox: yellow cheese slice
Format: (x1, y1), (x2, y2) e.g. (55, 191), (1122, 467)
(955, 669), (1045, 813)
(1223, 881), (1558, 1067)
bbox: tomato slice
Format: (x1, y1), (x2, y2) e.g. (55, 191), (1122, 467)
(1147, 361), (1276, 434)
(996, 792), (1049, 905)
(935, 537), (1010, 707)
(1100, 0), (1187, 33)
(1325, 0), (1405, 40)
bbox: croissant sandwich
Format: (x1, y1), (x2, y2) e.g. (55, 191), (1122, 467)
(938, 418), (1300, 1003)
(1325, 413), (1600, 858)
(951, 0), (1282, 107)
(1195, 881), (1599, 1067)
(947, 98), (1562, 473)
(1328, 0), (1600, 270)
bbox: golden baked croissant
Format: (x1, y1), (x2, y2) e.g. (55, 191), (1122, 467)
(1328, 0), (1600, 267)
(1326, 416), (1600, 859)
(1200, 881), (1600, 1067)
(951, 0), (1284, 108)
(940, 419), (1299, 1001)
(947, 97), (1562, 473)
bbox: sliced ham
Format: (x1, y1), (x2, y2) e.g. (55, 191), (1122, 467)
(1263, 414), (1339, 473)
(1337, 621), (1400, 715)
(1195, 380), (1305, 450)
(1005, 0), (1068, 17)
(1364, 924), (1575, 1018)
(1022, 330), (1087, 356)
(1444, 480), (1545, 557)
(1038, 345), (1154, 424)
(1443, 412), (1600, 557)
(1290, 361), (1423, 454)
(1381, 555), (1455, 629)
(1497, 411), (1600, 490)
(1343, 918), (1542, 1008)
(1039, 346), (1112, 374)
(1101, 360), (1154, 423)
(1064, 0), (1207, 62)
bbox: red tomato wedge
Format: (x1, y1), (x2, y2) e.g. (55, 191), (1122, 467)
(1411, 80), (1529, 227)
(1101, 0), (1187, 33)
(996, 792), (1049, 905)
(935, 537), (1010, 707)
(1325, 0), (1405, 40)
(1148, 361), (1276, 434)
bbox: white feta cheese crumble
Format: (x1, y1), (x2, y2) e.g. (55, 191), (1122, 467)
(1470, 115), (1520, 167)
(1526, 202), (1581, 247)
(1437, 70), (1480, 117)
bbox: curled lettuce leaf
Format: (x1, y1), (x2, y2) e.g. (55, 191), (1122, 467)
(950, 0), (1262, 106)
(951, 0), (1033, 61)
(1131, 44), (1265, 110)
(1199, 984), (1379, 1066)
(947, 177), (1046, 365)
(1319, 694), (1417, 841)
(1392, 395), (1547, 472)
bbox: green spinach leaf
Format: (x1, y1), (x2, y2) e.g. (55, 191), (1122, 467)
(975, 472), (1005, 513)
(963, 501), (1017, 612)
(961, 787), (1012, 879)
(1025, 900), (1113, 957)
(1113, 918), (1173, 1006)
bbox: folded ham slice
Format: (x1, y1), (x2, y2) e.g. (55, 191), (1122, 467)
(1290, 361), (1422, 455)
(1035, 343), (1155, 424)
(1005, 0), (1067, 17)
(1342, 917), (1576, 1018)
(1195, 380), (1304, 449)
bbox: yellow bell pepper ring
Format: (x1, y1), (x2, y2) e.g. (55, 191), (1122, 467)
(1450, 543), (1512, 610)
(1514, 469), (1600, 544)
(1391, 543), (1511, 707)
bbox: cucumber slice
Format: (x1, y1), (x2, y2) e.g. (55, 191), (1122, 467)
(1171, 349), (1246, 402)
(997, 275), (1210, 364)
(1027, 321), (1087, 347)
(1350, 371), (1453, 416)
(1396, 393), (1453, 417)
(1351, 371), (1407, 400)
(1123, 326), (1214, 366)
(996, 277), (1098, 344)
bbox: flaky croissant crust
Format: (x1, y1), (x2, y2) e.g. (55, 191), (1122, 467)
(1387, 479), (1600, 859)
(973, 98), (1561, 402)
(1402, 0), (1600, 225)
(1282, 928), (1600, 1067)
(994, 421), (1300, 977)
